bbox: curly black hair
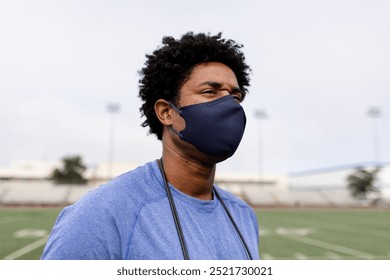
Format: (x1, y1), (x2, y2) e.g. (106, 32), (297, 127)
(138, 32), (251, 140)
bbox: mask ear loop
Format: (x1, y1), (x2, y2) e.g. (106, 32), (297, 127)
(167, 101), (183, 137)
(168, 101), (181, 112)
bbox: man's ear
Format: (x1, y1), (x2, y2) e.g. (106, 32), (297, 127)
(154, 99), (173, 125)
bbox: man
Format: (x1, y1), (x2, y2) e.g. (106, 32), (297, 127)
(41, 32), (259, 260)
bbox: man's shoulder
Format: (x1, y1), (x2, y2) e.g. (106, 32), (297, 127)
(214, 186), (249, 208)
(41, 160), (166, 259)
(214, 186), (259, 243)
(81, 160), (165, 209)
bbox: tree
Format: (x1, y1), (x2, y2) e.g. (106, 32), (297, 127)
(347, 167), (380, 198)
(51, 155), (87, 184)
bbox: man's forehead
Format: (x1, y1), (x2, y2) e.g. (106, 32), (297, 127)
(186, 62), (239, 84)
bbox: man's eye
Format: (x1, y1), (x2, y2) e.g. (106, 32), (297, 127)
(232, 94), (242, 102)
(202, 90), (216, 94)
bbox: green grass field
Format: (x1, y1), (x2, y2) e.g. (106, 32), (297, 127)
(257, 209), (390, 259)
(0, 208), (389, 259)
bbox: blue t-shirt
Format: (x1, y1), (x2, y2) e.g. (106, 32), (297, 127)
(41, 160), (259, 260)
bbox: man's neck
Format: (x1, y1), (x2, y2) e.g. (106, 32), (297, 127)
(161, 152), (216, 200)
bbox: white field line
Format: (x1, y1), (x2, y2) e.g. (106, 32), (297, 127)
(274, 216), (390, 239)
(0, 216), (27, 225)
(261, 254), (274, 260)
(278, 234), (374, 259)
(3, 236), (48, 260)
(294, 252), (307, 260)
(260, 254), (390, 260)
(325, 252), (341, 260)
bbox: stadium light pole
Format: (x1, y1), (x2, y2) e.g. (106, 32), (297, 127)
(367, 106), (382, 166)
(107, 103), (120, 179)
(254, 109), (268, 183)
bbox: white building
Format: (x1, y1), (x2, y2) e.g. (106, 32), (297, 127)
(289, 163), (390, 206)
(1, 160), (389, 207)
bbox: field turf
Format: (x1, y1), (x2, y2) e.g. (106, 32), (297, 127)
(0, 208), (389, 260)
(257, 209), (390, 259)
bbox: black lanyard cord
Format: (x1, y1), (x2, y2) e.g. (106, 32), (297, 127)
(157, 159), (190, 260)
(214, 188), (253, 260)
(157, 158), (253, 260)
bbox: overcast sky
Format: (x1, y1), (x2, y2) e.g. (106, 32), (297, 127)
(1, 0), (389, 175)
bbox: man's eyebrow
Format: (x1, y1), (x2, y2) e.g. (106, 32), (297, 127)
(199, 81), (242, 93)
(199, 81), (222, 88)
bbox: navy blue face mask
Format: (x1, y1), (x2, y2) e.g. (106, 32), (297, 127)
(169, 95), (246, 159)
